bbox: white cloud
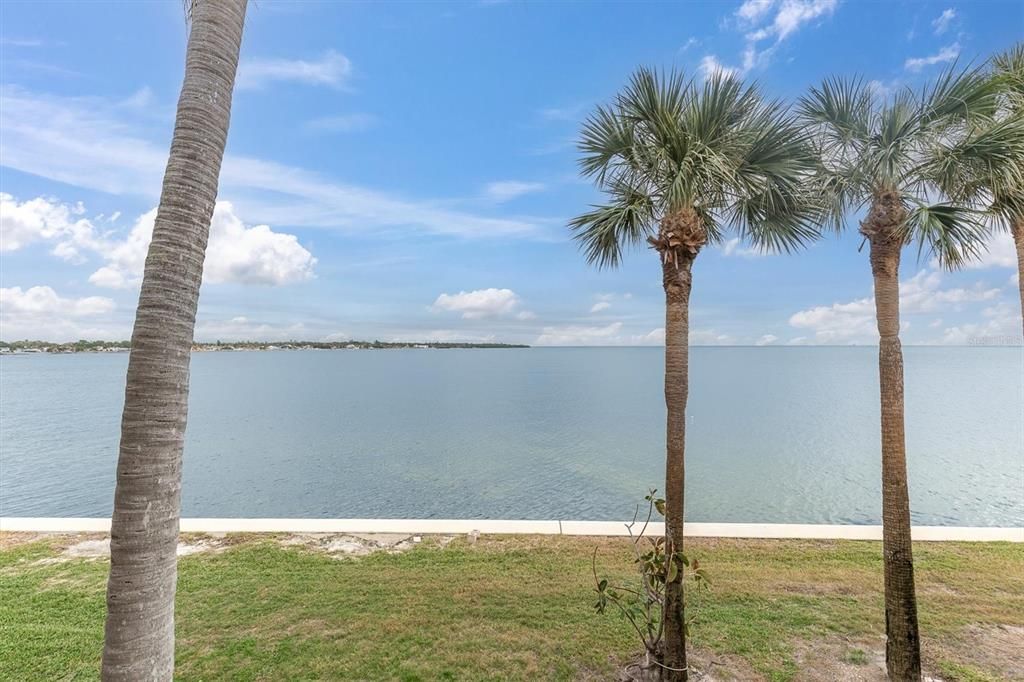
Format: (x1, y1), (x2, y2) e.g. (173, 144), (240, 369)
(756, 334), (779, 346)
(304, 113), (376, 133)
(790, 296), (876, 342)
(0, 285), (123, 341)
(0, 195), (315, 289)
(535, 322), (624, 346)
(768, 0), (838, 41)
(736, 0), (776, 23)
(431, 288), (530, 319)
(690, 329), (735, 345)
(590, 301), (611, 313)
(633, 327), (665, 345)
(939, 303), (1022, 345)
(482, 181), (546, 203)
(679, 38), (700, 52)
(721, 237), (768, 258)
(237, 50), (352, 90)
(962, 230), (1016, 269)
(788, 269), (1005, 343)
(0, 285), (114, 316)
(868, 79), (901, 98)
(905, 42), (960, 72)
(714, 0), (838, 79)
(698, 55), (738, 80)
(0, 86), (540, 239)
(0, 193), (93, 253)
(931, 8), (956, 35)
(899, 270), (1000, 313)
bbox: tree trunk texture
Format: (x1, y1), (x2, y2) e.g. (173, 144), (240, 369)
(1013, 219), (1024, 340)
(101, 1), (247, 679)
(864, 194), (922, 682)
(657, 209), (702, 682)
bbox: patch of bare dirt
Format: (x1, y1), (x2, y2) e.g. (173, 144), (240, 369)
(577, 648), (760, 681)
(278, 532), (457, 558)
(955, 624), (1024, 680)
(792, 637), (888, 681)
(0, 532), (45, 550)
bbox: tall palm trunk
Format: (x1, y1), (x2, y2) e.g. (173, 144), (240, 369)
(1013, 219), (1024, 339)
(101, 1), (247, 679)
(656, 209), (703, 682)
(864, 193), (921, 681)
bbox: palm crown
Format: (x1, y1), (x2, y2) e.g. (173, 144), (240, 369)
(929, 45), (1024, 232)
(569, 68), (820, 268)
(799, 64), (1009, 268)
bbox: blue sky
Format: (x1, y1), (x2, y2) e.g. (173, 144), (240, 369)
(1, 0), (1021, 345)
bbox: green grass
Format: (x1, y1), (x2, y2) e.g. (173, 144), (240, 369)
(1, 534), (1021, 681)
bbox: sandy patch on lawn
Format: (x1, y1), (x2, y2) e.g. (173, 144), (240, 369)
(279, 532), (456, 557)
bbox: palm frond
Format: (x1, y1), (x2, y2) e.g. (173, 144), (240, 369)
(569, 178), (656, 269)
(798, 76), (873, 146)
(992, 43), (1024, 107)
(918, 61), (999, 128)
(903, 201), (992, 269)
(570, 66), (821, 267)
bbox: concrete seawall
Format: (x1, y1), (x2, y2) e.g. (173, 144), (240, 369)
(1, 518), (1021, 542)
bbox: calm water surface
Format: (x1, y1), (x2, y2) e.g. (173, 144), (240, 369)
(1, 347), (1021, 525)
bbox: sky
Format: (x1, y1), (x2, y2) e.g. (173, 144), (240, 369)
(1, 0), (1022, 346)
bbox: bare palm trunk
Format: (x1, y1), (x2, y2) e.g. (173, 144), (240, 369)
(101, 1), (247, 679)
(865, 194), (921, 681)
(656, 209), (703, 682)
(1013, 219), (1024, 340)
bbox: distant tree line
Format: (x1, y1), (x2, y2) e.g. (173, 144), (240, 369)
(0, 339), (528, 352)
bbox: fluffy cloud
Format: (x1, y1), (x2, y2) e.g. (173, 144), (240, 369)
(766, 0), (838, 41)
(735, 0), (775, 23)
(2, 195), (316, 289)
(962, 230), (1016, 270)
(0, 285), (114, 316)
(431, 288), (533, 319)
(789, 297), (875, 342)
(0, 286), (123, 341)
(590, 301), (611, 313)
(789, 269), (1005, 343)
(939, 303), (1022, 345)
(899, 270), (1000, 313)
(698, 55), (739, 81)
(931, 8), (956, 35)
(237, 50), (352, 90)
(634, 327), (666, 345)
(482, 181), (546, 203)
(706, 0), (838, 81)
(905, 43), (960, 72)
(756, 334), (779, 346)
(721, 237), (767, 258)
(1, 193), (90, 253)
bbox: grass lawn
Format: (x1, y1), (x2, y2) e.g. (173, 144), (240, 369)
(0, 533), (1021, 681)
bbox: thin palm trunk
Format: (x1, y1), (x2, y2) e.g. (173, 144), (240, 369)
(1013, 219), (1024, 339)
(658, 211), (700, 682)
(865, 195), (922, 681)
(101, 1), (247, 679)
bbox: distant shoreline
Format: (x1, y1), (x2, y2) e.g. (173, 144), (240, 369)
(0, 340), (530, 354)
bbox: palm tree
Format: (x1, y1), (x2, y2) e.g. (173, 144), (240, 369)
(931, 45), (1024, 337)
(571, 68), (819, 681)
(101, 1), (247, 679)
(800, 67), (997, 680)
